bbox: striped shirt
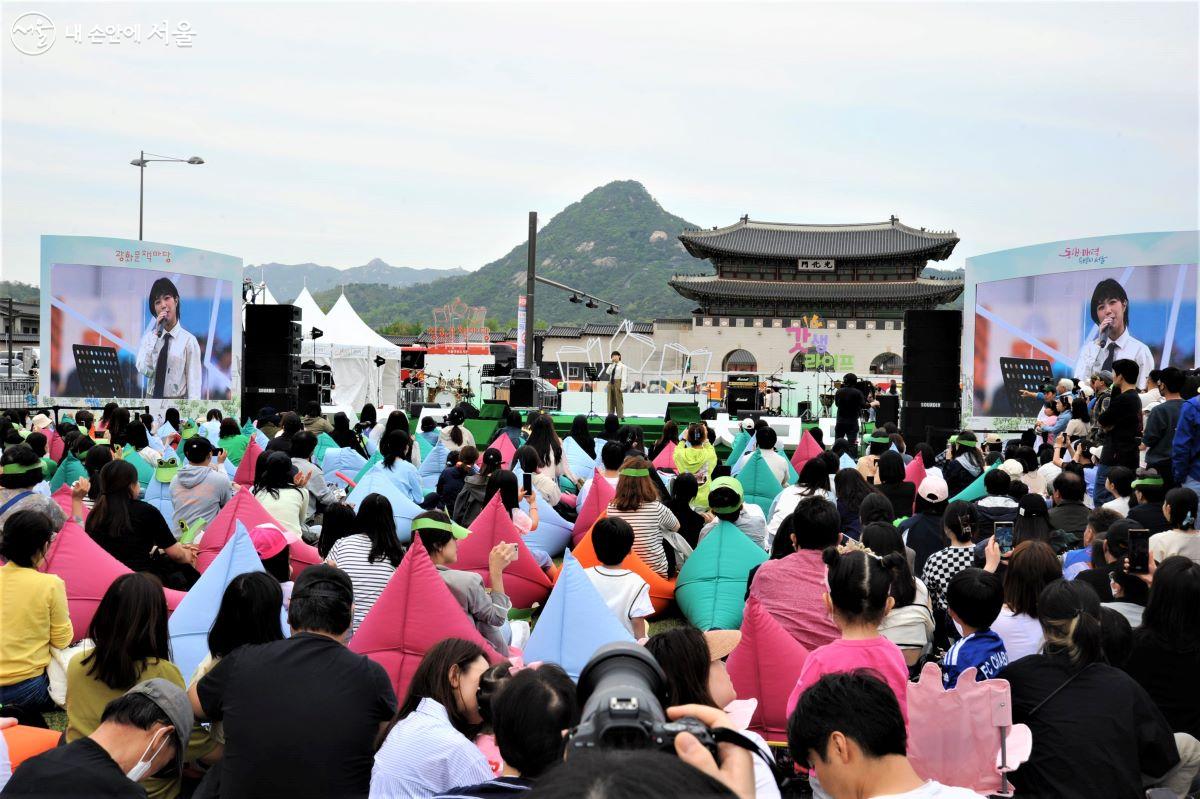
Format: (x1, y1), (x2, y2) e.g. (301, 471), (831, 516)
(372, 697), (493, 798)
(327, 534), (397, 634)
(606, 500), (679, 578)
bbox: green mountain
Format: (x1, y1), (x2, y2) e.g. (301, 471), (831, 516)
(247, 259), (466, 303)
(312, 180), (705, 329)
(0, 281), (40, 303)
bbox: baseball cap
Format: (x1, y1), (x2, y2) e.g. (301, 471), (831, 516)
(984, 433), (1002, 446)
(704, 630), (742, 661)
(1017, 494), (1049, 518)
(123, 678), (194, 774)
(999, 459), (1024, 478)
(917, 475), (949, 503)
(1080, 385), (1095, 398)
(291, 564), (354, 605)
(740, 417), (756, 431)
(1092, 370), (1114, 385)
(250, 522), (292, 555)
(183, 436), (214, 463)
(707, 476), (745, 514)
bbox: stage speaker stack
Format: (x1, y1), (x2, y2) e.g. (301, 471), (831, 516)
(242, 305), (301, 420)
(664, 402), (701, 425)
(875, 394), (899, 427)
(509, 368), (535, 408)
(725, 374), (759, 415)
(479, 399), (509, 420)
(901, 310), (962, 452)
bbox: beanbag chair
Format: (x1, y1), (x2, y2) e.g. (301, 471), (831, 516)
(415, 434), (434, 461)
(322, 447), (367, 490)
(354, 451), (383, 483)
(45, 428), (65, 463)
(790, 429), (823, 472)
(288, 539), (323, 579)
(39, 521), (184, 636)
(652, 441), (677, 471)
(724, 429), (751, 467)
(143, 473), (176, 530)
(520, 492), (573, 557)
(572, 476), (615, 546)
(522, 554), (635, 680)
(726, 596), (809, 743)
(948, 462), (998, 503)
(169, 523), (283, 680)
(452, 495), (552, 609)
(196, 490), (281, 572)
(2, 725), (63, 771)
(312, 433), (338, 469)
(573, 521), (676, 614)
(563, 437), (598, 481)
(738, 451), (784, 519)
(121, 446), (155, 491)
(233, 436), (264, 488)
(839, 452), (856, 470)
(419, 441), (449, 492)
(489, 433), (517, 469)
(48, 453), (86, 493)
(350, 535), (502, 698)
(346, 468), (424, 543)
(905, 456), (927, 494)
(675, 521), (768, 631)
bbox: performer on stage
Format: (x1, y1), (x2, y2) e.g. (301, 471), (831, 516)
(136, 277), (202, 399)
(1072, 278), (1154, 390)
(600, 351), (628, 418)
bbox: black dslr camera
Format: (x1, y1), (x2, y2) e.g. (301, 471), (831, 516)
(567, 642), (718, 758)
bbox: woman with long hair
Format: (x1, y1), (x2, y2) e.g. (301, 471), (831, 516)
(875, 450), (916, 519)
(325, 494), (404, 635)
(331, 411), (369, 459)
(525, 414), (580, 490)
(1005, 580), (1193, 798)
(861, 522), (934, 663)
(316, 501), (358, 559)
(984, 539), (1060, 660)
(439, 407), (476, 451)
(942, 430), (985, 499)
(371, 639), (494, 797)
(85, 459), (197, 588)
(1012, 493), (1054, 549)
(835, 467), (879, 541)
(105, 407), (131, 449)
(483, 470), (553, 577)
(607, 456), (687, 578)
(602, 413), (621, 442)
(379, 429), (424, 503)
(492, 408), (525, 450)
(648, 420), (679, 462)
(218, 417), (250, 465)
(517, 445), (560, 507)
(859, 492), (896, 529)
(1066, 396), (1091, 440)
(666, 472), (706, 550)
(372, 410), (421, 466)
(94, 402), (119, 436)
(252, 450), (311, 540)
(566, 414), (596, 460)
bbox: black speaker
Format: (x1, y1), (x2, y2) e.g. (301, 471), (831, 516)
(244, 305), (302, 390)
(796, 401), (812, 419)
(297, 383), (320, 407)
(408, 402), (441, 420)
(727, 387), (757, 415)
(875, 394), (899, 427)
(664, 402), (701, 424)
(700, 405), (724, 421)
(509, 377), (535, 407)
(453, 401), (480, 420)
(901, 310), (962, 440)
(242, 387), (297, 420)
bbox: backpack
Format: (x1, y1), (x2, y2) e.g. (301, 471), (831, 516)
(452, 478), (488, 527)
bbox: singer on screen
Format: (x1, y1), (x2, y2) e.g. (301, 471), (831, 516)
(136, 277), (202, 399)
(1072, 278), (1154, 390)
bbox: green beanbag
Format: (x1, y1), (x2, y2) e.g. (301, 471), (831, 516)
(738, 450), (784, 519)
(676, 520), (768, 631)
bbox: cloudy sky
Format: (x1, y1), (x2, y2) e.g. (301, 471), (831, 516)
(3, 1), (1197, 286)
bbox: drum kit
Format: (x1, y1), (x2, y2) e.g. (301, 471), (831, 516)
(406, 371), (474, 407)
(759, 375), (797, 415)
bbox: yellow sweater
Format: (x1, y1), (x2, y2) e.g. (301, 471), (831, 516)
(0, 562), (73, 685)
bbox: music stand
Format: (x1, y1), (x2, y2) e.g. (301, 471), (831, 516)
(999, 357), (1054, 418)
(480, 364), (496, 401)
(583, 365), (601, 418)
(72, 345), (127, 398)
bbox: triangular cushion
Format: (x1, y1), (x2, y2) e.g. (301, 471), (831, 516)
(122, 447), (155, 489)
(289, 539), (323, 579)
(143, 479), (175, 530)
(48, 454), (85, 493)
(46, 428), (65, 463)
(839, 452), (856, 470)
(572, 476), (615, 546)
(452, 495), (552, 608)
(905, 457), (928, 496)
(323, 447), (367, 489)
(415, 434), (434, 461)
(522, 554), (635, 680)
(196, 491), (279, 572)
(790, 429), (823, 471)
(313, 433), (338, 469)
(949, 462), (998, 503)
(346, 469), (424, 544)
(39, 521), (184, 636)
(520, 493), (572, 558)
(573, 520), (675, 614)
(724, 430), (751, 467)
(489, 434), (517, 469)
(739, 451), (784, 518)
(652, 442), (677, 471)
(50, 485), (85, 525)
(419, 441), (449, 492)
(562, 437), (597, 481)
(168, 523), (279, 680)
(233, 437), (264, 488)
(349, 536), (502, 697)
(675, 521), (768, 631)
(726, 596), (809, 743)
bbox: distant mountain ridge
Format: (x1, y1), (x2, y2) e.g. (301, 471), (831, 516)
(244, 259), (467, 303)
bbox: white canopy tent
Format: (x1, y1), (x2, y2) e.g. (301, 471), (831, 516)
(300, 293), (401, 411)
(261, 285), (279, 305)
(291, 287), (329, 337)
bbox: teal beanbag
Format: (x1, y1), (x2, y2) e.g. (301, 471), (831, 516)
(738, 451), (784, 519)
(676, 520), (768, 630)
(724, 430), (751, 466)
(123, 446), (155, 491)
(314, 432), (338, 468)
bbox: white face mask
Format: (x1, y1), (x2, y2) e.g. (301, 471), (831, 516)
(951, 617), (965, 638)
(126, 729), (170, 782)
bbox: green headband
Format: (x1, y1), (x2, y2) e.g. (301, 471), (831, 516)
(1132, 477), (1164, 487)
(411, 517), (471, 540)
(620, 468), (650, 477)
(1, 461), (45, 475)
(865, 434), (890, 445)
(950, 436), (977, 449)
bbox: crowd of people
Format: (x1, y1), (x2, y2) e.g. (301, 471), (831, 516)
(1, 354), (1199, 799)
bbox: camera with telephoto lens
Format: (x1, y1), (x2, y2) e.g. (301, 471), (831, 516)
(567, 642), (719, 758)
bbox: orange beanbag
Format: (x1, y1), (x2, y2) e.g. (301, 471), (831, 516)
(572, 515), (676, 614)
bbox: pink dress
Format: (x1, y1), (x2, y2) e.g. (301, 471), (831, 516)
(785, 636), (910, 723)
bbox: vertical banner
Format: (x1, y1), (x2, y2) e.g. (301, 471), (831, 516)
(516, 294), (528, 368)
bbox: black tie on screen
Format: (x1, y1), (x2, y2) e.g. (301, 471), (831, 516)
(152, 332), (171, 398)
(1101, 340), (1117, 372)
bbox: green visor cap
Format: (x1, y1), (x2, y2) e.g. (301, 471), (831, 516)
(707, 476), (745, 513)
(411, 517), (471, 540)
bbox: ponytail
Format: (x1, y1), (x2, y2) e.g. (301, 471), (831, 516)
(451, 425), (464, 447)
(822, 546), (893, 625)
(1037, 580), (1104, 668)
(1165, 487), (1198, 530)
(881, 551), (916, 608)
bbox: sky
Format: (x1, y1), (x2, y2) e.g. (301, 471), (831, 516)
(3, 1), (1198, 287)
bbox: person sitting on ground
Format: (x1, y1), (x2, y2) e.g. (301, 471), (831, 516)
(606, 457), (687, 578)
(674, 423), (719, 508)
(875, 451), (915, 520)
(484, 470), (555, 577)
(735, 427), (790, 487)
(372, 639), (494, 798)
(4, 680), (192, 799)
(767, 458), (830, 546)
(1062, 507), (1122, 579)
(973, 468), (1018, 542)
(1100, 464), (1134, 517)
(324, 494), (404, 636)
(1126, 468), (1170, 533)
(526, 414), (582, 496)
(255, 407), (281, 440)
(301, 401), (333, 436)
(216, 417), (249, 466)
(276, 412), (304, 447)
(1047, 470), (1090, 544)
(859, 491), (897, 530)
(440, 407), (476, 452)
(898, 475), (949, 577)
(23, 432), (55, 483)
(646, 627), (780, 799)
(941, 567), (1008, 688)
(748, 497), (842, 651)
(251, 450), (311, 542)
(648, 419), (678, 463)
(516, 445), (562, 508)
(190, 564), (397, 799)
(290, 431), (338, 521)
(0, 444), (72, 533)
(567, 413), (597, 461)
(789, 671), (980, 799)
(983, 539), (1061, 661)
(922, 500), (979, 619)
(453, 448), (502, 527)
(833, 467), (878, 542)
(785, 546), (911, 723)
(0, 511), (72, 712)
(1124, 556), (1200, 741)
(121, 421), (161, 468)
(941, 431), (985, 500)
(315, 501), (357, 560)
(170, 435), (232, 534)
(330, 411), (368, 459)
(87, 460), (198, 589)
(492, 409), (524, 450)
(583, 517), (655, 639)
(418, 510), (517, 656)
(1150, 486), (1200, 566)
(666, 472), (707, 550)
(576, 440), (627, 510)
(699, 477), (766, 550)
(437, 445), (477, 513)
(435, 663), (579, 799)
(861, 523), (934, 665)
(379, 429), (425, 504)
(1005, 579), (1200, 798)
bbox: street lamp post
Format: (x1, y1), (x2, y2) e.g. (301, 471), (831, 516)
(129, 151), (205, 240)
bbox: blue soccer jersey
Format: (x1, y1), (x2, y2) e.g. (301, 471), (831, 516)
(942, 629), (1009, 689)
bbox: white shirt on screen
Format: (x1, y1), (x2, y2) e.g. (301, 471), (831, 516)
(1072, 327), (1154, 390)
(136, 321), (202, 399)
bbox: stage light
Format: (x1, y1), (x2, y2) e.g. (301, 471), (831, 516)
(187, 157), (205, 165)
(310, 327), (323, 340)
(569, 295), (581, 304)
(585, 299), (598, 309)
(373, 355), (386, 368)
(606, 306), (619, 315)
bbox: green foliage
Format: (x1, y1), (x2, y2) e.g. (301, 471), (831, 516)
(0, 281), (40, 303)
(312, 180), (705, 328)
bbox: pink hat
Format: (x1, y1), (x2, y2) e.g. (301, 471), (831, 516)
(249, 523), (291, 559)
(917, 475), (949, 503)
